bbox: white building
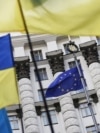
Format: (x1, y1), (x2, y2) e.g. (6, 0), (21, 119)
(7, 34), (100, 133)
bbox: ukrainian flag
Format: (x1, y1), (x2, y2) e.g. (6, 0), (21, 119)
(0, 34), (19, 109)
(0, 0), (100, 36)
(0, 108), (12, 133)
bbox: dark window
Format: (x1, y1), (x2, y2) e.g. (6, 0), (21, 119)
(8, 116), (19, 130)
(64, 43), (70, 54)
(86, 125), (100, 133)
(41, 110), (58, 126)
(35, 68), (48, 81)
(68, 60), (80, 69)
(33, 50), (43, 61)
(38, 89), (46, 101)
(80, 103), (95, 117)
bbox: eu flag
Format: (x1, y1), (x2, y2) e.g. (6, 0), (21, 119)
(46, 66), (83, 97)
(0, 108), (12, 133)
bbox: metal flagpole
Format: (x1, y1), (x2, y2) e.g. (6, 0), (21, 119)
(18, 104), (24, 133)
(17, 1), (55, 133)
(73, 53), (100, 133)
(67, 41), (100, 133)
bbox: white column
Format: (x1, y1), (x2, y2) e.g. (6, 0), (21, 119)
(79, 41), (100, 127)
(15, 57), (39, 133)
(89, 63), (100, 100)
(54, 73), (81, 133)
(18, 78), (39, 133)
(46, 48), (81, 133)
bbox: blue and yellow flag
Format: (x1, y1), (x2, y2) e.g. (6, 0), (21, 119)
(0, 34), (19, 109)
(0, 108), (12, 133)
(0, 0), (100, 36)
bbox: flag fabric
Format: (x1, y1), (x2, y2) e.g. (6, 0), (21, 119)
(0, 108), (12, 133)
(0, 0), (100, 36)
(46, 66), (83, 98)
(0, 34), (19, 109)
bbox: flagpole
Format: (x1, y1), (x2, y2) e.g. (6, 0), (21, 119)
(73, 53), (99, 133)
(19, 104), (24, 133)
(17, 1), (55, 133)
(67, 41), (100, 133)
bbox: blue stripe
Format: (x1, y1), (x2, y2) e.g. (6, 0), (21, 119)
(0, 108), (12, 133)
(0, 34), (14, 70)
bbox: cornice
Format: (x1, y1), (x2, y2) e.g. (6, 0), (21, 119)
(11, 34), (58, 47)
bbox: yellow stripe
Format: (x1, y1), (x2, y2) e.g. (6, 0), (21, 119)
(0, 0), (100, 36)
(0, 68), (19, 109)
(21, 0), (100, 36)
(0, 0), (24, 32)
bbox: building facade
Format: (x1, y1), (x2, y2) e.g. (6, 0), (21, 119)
(7, 34), (100, 133)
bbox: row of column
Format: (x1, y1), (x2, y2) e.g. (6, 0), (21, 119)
(15, 40), (100, 133)
(15, 53), (81, 133)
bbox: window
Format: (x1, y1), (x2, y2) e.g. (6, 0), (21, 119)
(38, 89), (46, 101)
(9, 116), (19, 130)
(33, 50), (43, 61)
(86, 125), (100, 133)
(80, 103), (95, 117)
(35, 68), (48, 81)
(64, 43), (70, 54)
(68, 60), (80, 69)
(41, 110), (58, 126)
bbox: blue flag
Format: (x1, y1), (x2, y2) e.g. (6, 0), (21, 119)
(0, 108), (12, 133)
(46, 66), (83, 97)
